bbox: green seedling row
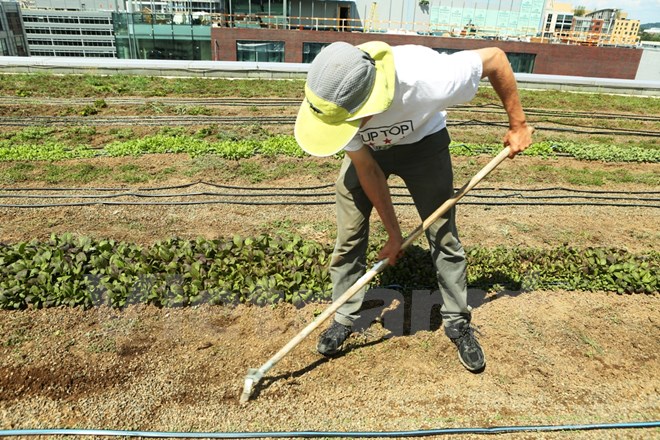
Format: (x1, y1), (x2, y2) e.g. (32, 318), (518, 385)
(0, 234), (656, 310)
(0, 133), (659, 162)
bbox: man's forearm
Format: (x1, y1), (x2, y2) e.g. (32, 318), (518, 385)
(355, 163), (402, 241)
(476, 47), (533, 156)
(476, 48), (527, 128)
(492, 79), (526, 129)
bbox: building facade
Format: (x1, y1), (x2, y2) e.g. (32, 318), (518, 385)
(212, 26), (645, 79)
(119, 0), (224, 14)
(218, 0), (546, 37)
(22, 8), (116, 56)
(584, 8), (640, 46)
(541, 1), (573, 42)
(427, 0), (546, 37)
(29, 0), (126, 11)
(540, 5), (639, 47)
(0, 1), (29, 56)
(112, 11), (211, 59)
(585, 8), (620, 33)
(610, 17), (639, 46)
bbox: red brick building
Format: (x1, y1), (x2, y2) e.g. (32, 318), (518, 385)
(211, 27), (643, 80)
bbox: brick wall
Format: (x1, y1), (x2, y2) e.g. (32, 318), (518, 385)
(211, 27), (643, 79)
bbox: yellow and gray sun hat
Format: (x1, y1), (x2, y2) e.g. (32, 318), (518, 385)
(294, 41), (396, 157)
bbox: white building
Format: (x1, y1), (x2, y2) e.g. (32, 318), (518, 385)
(22, 8), (116, 56)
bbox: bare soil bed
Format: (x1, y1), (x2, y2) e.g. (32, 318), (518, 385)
(1, 153), (658, 251)
(0, 292), (658, 439)
(0, 151), (658, 439)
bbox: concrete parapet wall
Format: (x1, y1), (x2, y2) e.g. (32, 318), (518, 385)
(636, 49), (660, 82)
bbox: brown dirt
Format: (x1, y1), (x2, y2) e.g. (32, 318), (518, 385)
(0, 293), (658, 439)
(1, 153), (658, 252)
(1, 110), (659, 438)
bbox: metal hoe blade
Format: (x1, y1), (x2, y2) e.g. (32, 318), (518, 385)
(240, 368), (263, 404)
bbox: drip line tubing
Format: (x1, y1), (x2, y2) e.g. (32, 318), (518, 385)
(195, 181), (335, 191)
(1, 182), (657, 195)
(0, 182), (337, 192)
(2, 116), (658, 137)
(0, 191), (657, 203)
(7, 97), (658, 122)
(0, 200), (658, 209)
(447, 120), (660, 137)
(6, 100), (660, 122)
(0, 191), (337, 199)
(1, 421), (658, 438)
(471, 186), (660, 194)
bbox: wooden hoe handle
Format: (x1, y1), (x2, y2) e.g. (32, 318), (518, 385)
(241, 146), (511, 399)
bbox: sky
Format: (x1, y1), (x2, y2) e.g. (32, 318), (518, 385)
(571, 0), (660, 25)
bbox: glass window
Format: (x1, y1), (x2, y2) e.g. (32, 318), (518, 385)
(232, 0), (250, 14)
(6, 12), (23, 34)
(236, 40), (283, 62)
(506, 52), (535, 73)
(302, 42), (329, 63)
(232, 0), (285, 17)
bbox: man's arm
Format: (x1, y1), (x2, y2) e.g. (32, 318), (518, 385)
(345, 147), (403, 265)
(474, 47), (534, 158)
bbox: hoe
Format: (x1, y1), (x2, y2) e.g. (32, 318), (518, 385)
(240, 146), (511, 403)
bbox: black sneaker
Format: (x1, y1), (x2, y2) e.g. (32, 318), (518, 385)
(317, 320), (352, 356)
(450, 326), (486, 372)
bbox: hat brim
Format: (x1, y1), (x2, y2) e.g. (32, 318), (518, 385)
(295, 41), (395, 157)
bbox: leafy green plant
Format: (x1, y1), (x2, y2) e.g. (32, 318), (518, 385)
(9, 127), (55, 142)
(0, 162), (35, 183)
(0, 234), (656, 311)
(448, 141), (660, 163)
(4, 73), (660, 117)
(260, 135), (307, 158)
(173, 105), (211, 115)
(0, 141), (96, 161)
(109, 128), (135, 140)
(555, 142), (660, 162)
(2, 135), (657, 163)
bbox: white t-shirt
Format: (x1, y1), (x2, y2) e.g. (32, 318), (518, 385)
(344, 46), (483, 152)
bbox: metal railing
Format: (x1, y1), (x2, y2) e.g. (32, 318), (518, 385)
(117, 11), (641, 47)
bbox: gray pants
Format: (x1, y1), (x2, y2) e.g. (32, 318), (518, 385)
(330, 129), (470, 338)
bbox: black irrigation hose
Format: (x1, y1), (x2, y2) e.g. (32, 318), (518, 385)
(1, 116), (658, 137)
(455, 102), (660, 120)
(2, 182), (658, 195)
(0, 182), (337, 192)
(7, 96), (659, 122)
(0, 115), (296, 127)
(1, 192), (658, 203)
(2, 177), (658, 208)
(0, 191), (336, 199)
(1, 96), (305, 107)
(447, 119), (660, 137)
(534, 117), (660, 135)
(202, 181), (336, 191)
(395, 186), (660, 195)
(2, 421), (660, 437)
(456, 103), (660, 122)
(1, 200), (658, 208)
